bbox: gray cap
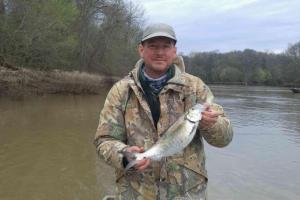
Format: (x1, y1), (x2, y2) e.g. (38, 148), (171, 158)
(141, 23), (177, 42)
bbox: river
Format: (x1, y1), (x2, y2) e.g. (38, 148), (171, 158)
(0, 85), (299, 200)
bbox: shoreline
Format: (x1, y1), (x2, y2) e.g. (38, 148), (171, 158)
(1, 65), (297, 97)
(0, 65), (119, 97)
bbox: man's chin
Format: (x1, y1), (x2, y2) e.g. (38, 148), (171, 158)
(152, 62), (168, 68)
(152, 65), (168, 71)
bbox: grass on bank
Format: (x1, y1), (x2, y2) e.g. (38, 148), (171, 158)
(0, 65), (118, 96)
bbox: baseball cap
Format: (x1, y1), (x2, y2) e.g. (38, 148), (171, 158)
(141, 23), (177, 43)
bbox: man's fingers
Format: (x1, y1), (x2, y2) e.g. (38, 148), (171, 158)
(134, 159), (150, 171)
(136, 159), (147, 167)
(124, 147), (150, 170)
(200, 110), (221, 128)
(126, 146), (144, 153)
(202, 113), (219, 123)
(139, 147), (145, 152)
(203, 103), (210, 111)
(213, 111), (223, 116)
(202, 110), (223, 117)
(137, 159), (150, 171)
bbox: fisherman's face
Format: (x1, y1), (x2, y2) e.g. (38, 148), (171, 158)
(139, 37), (177, 78)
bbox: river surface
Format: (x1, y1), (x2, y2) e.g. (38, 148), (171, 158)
(0, 85), (299, 200)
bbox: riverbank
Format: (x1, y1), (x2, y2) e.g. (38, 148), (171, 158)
(0, 65), (119, 97)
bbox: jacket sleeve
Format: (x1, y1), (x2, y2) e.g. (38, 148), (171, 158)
(94, 82), (128, 169)
(200, 103), (233, 147)
(196, 81), (233, 147)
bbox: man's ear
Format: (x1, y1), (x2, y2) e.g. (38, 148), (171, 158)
(138, 44), (144, 58)
(172, 46), (177, 59)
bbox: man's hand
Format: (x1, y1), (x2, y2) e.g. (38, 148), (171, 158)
(125, 146), (151, 171)
(200, 103), (223, 129)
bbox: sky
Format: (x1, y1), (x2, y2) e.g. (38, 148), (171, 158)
(136, 0), (300, 54)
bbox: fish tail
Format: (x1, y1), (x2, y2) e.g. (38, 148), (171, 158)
(125, 159), (139, 171)
(116, 158), (140, 182)
(121, 151), (139, 171)
(115, 153), (139, 183)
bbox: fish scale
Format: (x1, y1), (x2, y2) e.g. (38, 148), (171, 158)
(125, 103), (206, 171)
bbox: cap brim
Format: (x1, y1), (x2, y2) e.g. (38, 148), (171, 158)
(142, 32), (177, 42)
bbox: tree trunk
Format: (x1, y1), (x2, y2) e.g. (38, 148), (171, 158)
(0, 0), (5, 15)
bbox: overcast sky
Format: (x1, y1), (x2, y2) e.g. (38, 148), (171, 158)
(137, 0), (300, 54)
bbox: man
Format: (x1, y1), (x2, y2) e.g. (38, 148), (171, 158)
(94, 23), (233, 200)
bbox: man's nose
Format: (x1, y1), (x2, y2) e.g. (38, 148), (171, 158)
(155, 46), (164, 55)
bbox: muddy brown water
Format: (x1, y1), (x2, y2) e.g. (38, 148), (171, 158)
(0, 85), (299, 200)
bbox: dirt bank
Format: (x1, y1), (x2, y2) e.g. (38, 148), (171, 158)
(0, 65), (119, 96)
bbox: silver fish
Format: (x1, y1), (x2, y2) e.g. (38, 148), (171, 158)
(125, 103), (206, 170)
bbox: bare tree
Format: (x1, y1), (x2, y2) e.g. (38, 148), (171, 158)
(286, 41), (300, 58)
(0, 0), (5, 15)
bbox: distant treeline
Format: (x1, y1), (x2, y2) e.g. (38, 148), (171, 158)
(0, 0), (299, 86)
(183, 45), (300, 86)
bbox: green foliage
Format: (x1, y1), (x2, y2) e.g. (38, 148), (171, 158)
(0, 0), (143, 75)
(219, 66), (243, 82)
(252, 68), (271, 84)
(0, 0), (79, 69)
(187, 46), (300, 86)
(73, 0), (143, 75)
(0, 0), (299, 86)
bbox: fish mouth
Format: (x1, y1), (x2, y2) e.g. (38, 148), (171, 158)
(192, 103), (205, 111)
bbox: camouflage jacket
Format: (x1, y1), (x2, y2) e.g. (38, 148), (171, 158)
(94, 56), (233, 200)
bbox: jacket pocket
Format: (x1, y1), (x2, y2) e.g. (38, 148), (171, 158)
(166, 155), (207, 193)
(181, 164), (207, 193)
